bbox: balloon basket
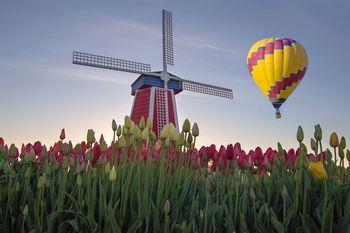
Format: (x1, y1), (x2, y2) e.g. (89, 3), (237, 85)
(275, 111), (281, 119)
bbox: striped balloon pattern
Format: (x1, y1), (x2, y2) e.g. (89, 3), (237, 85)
(247, 37), (308, 117)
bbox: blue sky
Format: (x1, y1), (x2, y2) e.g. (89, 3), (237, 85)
(0, 0), (349, 150)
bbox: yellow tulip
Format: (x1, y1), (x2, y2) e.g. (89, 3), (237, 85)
(124, 116), (132, 129)
(141, 127), (149, 141)
(309, 161), (327, 180)
(139, 116), (145, 130)
(329, 132), (339, 148)
(146, 118), (153, 130)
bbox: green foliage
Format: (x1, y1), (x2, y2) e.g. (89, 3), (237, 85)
(0, 123), (349, 232)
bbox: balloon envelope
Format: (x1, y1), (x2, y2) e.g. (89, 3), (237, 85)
(247, 37), (308, 117)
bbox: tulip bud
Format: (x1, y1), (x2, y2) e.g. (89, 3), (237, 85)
(187, 132), (193, 144)
(281, 185), (288, 200)
(177, 133), (185, 147)
(165, 138), (170, 147)
(24, 166), (32, 179)
(101, 140), (108, 153)
(129, 122), (135, 135)
(182, 119), (191, 133)
(169, 127), (178, 142)
(124, 116), (132, 129)
(109, 166), (117, 182)
(297, 126), (304, 143)
(68, 140), (73, 154)
(139, 117), (145, 130)
(311, 138), (318, 152)
(118, 136), (126, 148)
(200, 209), (204, 219)
(163, 200), (171, 215)
(77, 175), (82, 186)
(301, 143), (307, 155)
(314, 124), (322, 141)
(62, 157), (69, 169)
(146, 118), (153, 131)
(112, 119), (118, 132)
(60, 129), (65, 141)
(141, 128), (149, 141)
(76, 144), (82, 155)
(123, 126), (128, 136)
(330, 132), (339, 148)
(38, 174), (47, 189)
(23, 204), (29, 216)
(192, 122), (199, 137)
(347, 149), (350, 162)
(28, 148), (36, 162)
(134, 126), (141, 141)
(42, 145), (48, 158)
(340, 136), (346, 150)
(87, 129), (96, 144)
(3, 162), (11, 174)
(160, 125), (169, 140)
(150, 131), (157, 143)
(117, 125), (122, 137)
(104, 162), (111, 175)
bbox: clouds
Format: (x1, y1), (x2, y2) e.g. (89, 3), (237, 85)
(0, 57), (132, 85)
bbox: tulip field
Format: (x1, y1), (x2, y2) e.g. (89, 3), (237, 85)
(0, 117), (350, 233)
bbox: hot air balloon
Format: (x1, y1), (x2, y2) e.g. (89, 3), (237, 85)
(247, 37), (308, 118)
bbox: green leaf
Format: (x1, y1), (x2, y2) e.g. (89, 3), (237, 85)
(271, 215), (285, 233)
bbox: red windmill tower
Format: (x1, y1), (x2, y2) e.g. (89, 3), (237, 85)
(73, 10), (233, 137)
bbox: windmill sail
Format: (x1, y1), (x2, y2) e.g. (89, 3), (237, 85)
(73, 51), (151, 74)
(181, 79), (233, 99)
(162, 10), (174, 67)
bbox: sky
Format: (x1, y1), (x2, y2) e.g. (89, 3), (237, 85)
(0, 0), (349, 151)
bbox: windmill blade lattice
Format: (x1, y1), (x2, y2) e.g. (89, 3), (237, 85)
(181, 79), (233, 99)
(162, 10), (174, 66)
(73, 51), (151, 74)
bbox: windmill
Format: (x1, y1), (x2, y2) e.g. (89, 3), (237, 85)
(72, 9), (233, 137)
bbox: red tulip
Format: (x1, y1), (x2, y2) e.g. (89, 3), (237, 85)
(233, 142), (242, 158)
(254, 147), (263, 164)
(92, 143), (101, 165)
(205, 144), (217, 160)
(199, 146), (206, 157)
(0, 137), (4, 146)
(226, 144), (234, 160)
(33, 141), (43, 156)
